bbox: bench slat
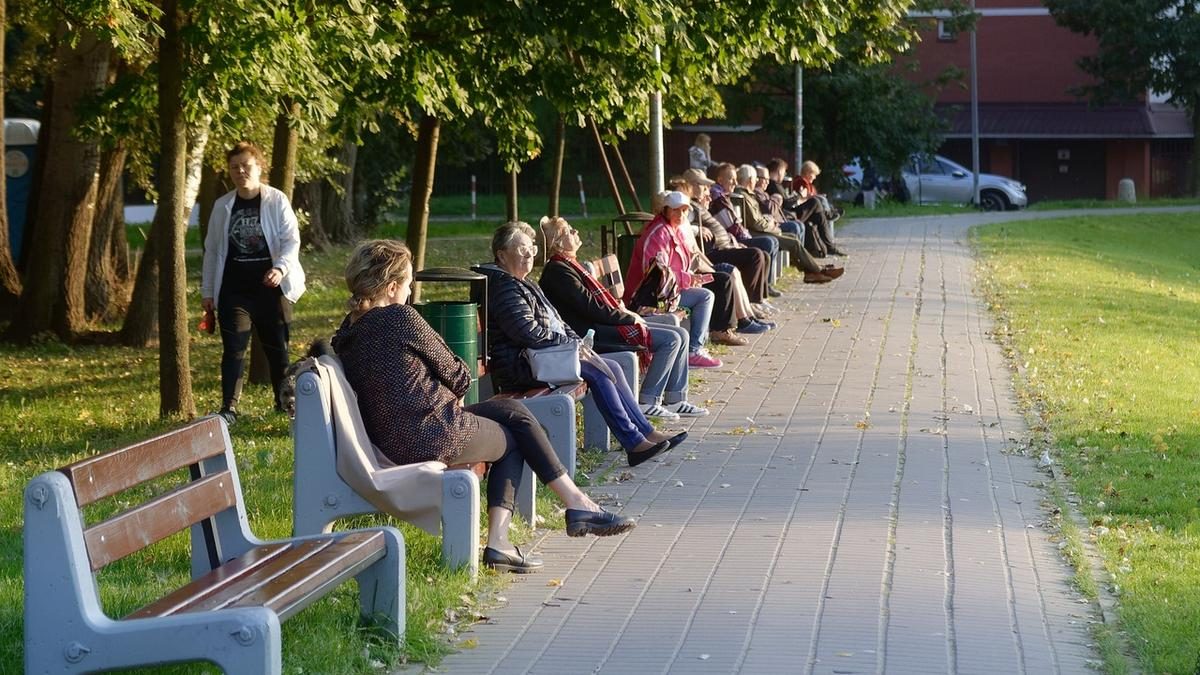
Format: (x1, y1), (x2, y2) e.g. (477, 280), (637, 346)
(126, 532), (386, 622)
(491, 381), (587, 401)
(63, 417), (227, 506)
(124, 542), (294, 619)
(84, 470), (237, 570)
(235, 531), (387, 623)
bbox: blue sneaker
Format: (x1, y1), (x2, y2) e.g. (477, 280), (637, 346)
(736, 318), (770, 334)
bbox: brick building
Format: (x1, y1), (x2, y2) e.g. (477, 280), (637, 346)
(905, 1), (1193, 201)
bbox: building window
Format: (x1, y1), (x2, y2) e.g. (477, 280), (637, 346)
(937, 19), (956, 42)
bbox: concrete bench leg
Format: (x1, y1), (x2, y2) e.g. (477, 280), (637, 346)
(353, 527), (406, 641)
(516, 392), (577, 478)
(582, 350), (640, 452)
(440, 470), (481, 576)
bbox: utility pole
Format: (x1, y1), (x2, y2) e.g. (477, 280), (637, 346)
(969, 0), (981, 206)
(794, 64), (804, 170)
(649, 45), (665, 197)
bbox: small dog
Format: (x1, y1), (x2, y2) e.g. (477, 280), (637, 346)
(279, 339), (333, 418)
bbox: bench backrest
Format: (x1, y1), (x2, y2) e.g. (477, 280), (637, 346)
(588, 254), (625, 299)
(57, 416), (239, 571)
(302, 356), (446, 535)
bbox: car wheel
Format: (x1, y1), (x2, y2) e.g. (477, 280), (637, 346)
(979, 190), (1008, 212)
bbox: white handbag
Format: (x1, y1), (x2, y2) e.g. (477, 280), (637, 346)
(522, 341), (582, 386)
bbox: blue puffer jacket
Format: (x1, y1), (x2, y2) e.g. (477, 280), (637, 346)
(473, 263), (579, 392)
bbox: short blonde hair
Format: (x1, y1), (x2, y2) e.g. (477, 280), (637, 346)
(539, 216), (571, 255)
(344, 239), (412, 313)
(800, 160), (821, 177)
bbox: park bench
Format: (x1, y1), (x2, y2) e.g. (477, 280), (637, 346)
(291, 355), (484, 576)
(23, 415), (403, 674)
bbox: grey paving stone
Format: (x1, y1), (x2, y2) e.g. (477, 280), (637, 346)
(421, 216), (1100, 675)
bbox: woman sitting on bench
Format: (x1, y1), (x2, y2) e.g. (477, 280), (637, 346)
(476, 222), (687, 467)
(331, 239), (634, 574)
(537, 215), (708, 421)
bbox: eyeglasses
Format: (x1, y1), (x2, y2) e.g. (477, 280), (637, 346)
(511, 244), (538, 257)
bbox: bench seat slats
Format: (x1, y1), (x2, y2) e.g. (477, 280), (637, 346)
(84, 470), (238, 570)
(127, 532), (386, 622)
(63, 417), (227, 506)
(490, 381), (587, 401)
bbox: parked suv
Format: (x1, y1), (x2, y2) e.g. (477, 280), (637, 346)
(903, 154), (1027, 211)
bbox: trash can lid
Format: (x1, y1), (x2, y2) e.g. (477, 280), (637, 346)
(414, 267), (486, 283)
(4, 118), (41, 145)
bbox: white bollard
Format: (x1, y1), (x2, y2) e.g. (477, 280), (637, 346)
(1117, 178), (1136, 203)
(578, 174), (588, 218)
(863, 188), (877, 210)
(470, 174), (477, 220)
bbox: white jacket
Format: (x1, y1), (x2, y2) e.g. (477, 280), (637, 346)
(201, 184), (306, 303)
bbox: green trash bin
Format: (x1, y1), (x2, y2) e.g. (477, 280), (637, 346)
(416, 301), (480, 404)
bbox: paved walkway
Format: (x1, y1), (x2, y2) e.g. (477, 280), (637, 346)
(432, 212), (1109, 674)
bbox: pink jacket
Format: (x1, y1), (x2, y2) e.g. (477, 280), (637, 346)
(622, 214), (700, 307)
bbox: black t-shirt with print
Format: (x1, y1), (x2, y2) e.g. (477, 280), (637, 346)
(221, 193), (274, 297)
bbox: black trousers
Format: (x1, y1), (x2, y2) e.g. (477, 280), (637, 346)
(455, 398), (568, 512)
(707, 247), (769, 303)
(792, 198), (836, 254)
(217, 288), (292, 410)
(702, 271), (736, 332)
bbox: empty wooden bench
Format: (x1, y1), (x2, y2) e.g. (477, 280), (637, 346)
(23, 416), (404, 674)
(292, 355), (484, 576)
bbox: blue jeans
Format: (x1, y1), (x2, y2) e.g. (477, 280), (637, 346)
(638, 323), (689, 405)
(780, 220), (805, 243)
(679, 286), (714, 352)
(581, 357), (655, 451)
(745, 236), (780, 284)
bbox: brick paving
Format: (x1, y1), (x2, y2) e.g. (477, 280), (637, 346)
(428, 213), (1105, 675)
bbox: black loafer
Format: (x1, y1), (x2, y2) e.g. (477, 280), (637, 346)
(565, 509), (636, 537)
(482, 546), (543, 574)
(667, 431), (688, 449)
(626, 439), (670, 467)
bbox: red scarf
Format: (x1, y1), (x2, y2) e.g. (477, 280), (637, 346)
(552, 253), (653, 372)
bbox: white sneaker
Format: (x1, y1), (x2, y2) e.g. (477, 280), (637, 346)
(664, 401), (709, 417)
(641, 403), (680, 420)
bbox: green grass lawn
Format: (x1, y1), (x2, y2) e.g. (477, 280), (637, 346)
(974, 211), (1200, 674)
(0, 224), (629, 672)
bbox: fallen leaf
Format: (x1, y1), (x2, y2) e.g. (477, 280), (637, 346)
(546, 579), (563, 587)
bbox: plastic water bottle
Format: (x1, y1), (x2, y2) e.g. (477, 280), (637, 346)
(581, 329), (595, 349)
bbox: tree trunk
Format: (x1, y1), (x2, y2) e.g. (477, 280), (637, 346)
(547, 115), (565, 217)
(269, 100), (300, 199)
(322, 139), (358, 245)
(197, 162), (222, 245)
(155, 0), (194, 417)
(119, 225), (158, 346)
(405, 114), (440, 304)
(299, 178), (328, 248)
(609, 136), (643, 212)
(183, 118), (210, 218)
(85, 143), (129, 322)
(0, 0), (22, 317)
(505, 169), (519, 222)
(8, 26), (108, 342)
(589, 119), (625, 214)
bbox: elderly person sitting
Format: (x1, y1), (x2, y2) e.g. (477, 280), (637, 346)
(537, 216), (709, 420)
(733, 164), (838, 283)
(331, 239), (634, 574)
(476, 221), (687, 465)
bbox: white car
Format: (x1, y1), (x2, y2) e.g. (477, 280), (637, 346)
(903, 154), (1027, 211)
(835, 155), (1028, 211)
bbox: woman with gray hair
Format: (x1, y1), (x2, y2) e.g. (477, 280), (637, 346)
(330, 239), (635, 574)
(538, 216), (708, 420)
(476, 222), (688, 464)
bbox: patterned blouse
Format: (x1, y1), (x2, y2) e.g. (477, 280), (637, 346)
(331, 303), (478, 465)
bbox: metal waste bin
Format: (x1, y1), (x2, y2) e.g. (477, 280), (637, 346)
(413, 267), (488, 405)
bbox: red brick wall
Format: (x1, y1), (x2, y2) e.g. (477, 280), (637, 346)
(904, 12), (1098, 104)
